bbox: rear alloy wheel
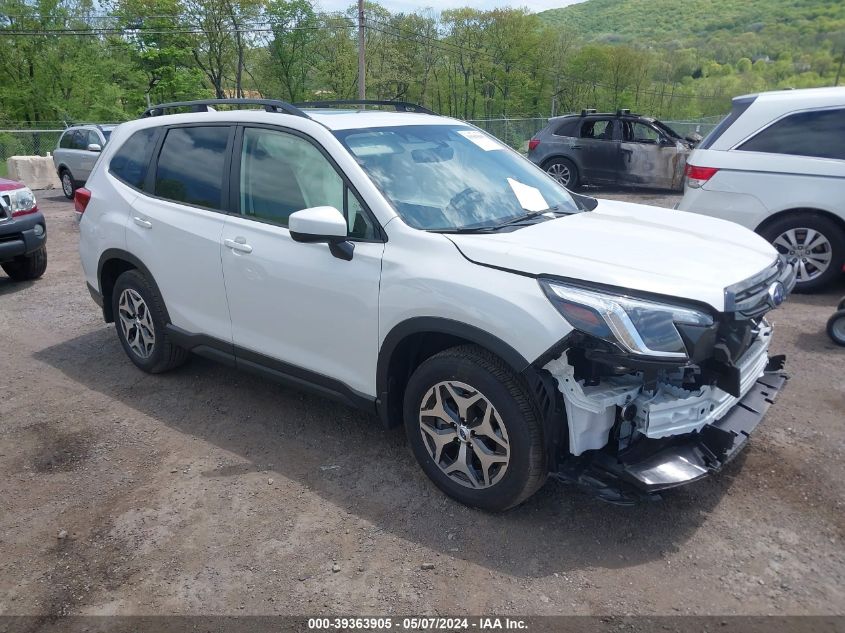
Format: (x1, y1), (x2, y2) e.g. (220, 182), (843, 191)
(544, 157), (579, 189)
(403, 345), (546, 511)
(761, 214), (844, 292)
(111, 269), (188, 373)
(60, 170), (75, 199)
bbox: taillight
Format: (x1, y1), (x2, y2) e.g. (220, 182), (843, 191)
(528, 138), (540, 151)
(684, 164), (718, 188)
(74, 187), (91, 215)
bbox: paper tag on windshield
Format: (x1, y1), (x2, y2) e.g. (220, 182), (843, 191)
(458, 130), (504, 151)
(507, 178), (549, 212)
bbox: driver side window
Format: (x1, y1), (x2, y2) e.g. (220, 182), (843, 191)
(239, 127), (376, 239)
(625, 122), (661, 144)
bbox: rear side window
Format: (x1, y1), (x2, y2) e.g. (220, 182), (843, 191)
(738, 108), (845, 160)
(580, 119), (613, 140)
(553, 120), (576, 136)
(154, 126), (230, 209)
(59, 132), (73, 149)
(110, 128), (158, 189)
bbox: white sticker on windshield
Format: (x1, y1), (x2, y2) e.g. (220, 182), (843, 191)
(507, 178), (549, 212)
(458, 130), (504, 151)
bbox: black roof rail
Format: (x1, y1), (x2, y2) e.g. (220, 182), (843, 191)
(294, 99), (435, 114)
(142, 98), (310, 119)
(580, 108), (597, 116)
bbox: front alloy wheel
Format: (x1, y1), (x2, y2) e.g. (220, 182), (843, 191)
(419, 380), (510, 489)
(61, 172), (75, 199)
(403, 345), (547, 511)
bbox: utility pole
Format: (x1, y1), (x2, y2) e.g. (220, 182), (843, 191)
(358, 0), (366, 100)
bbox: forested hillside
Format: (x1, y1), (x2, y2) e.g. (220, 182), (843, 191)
(1, 0), (843, 129)
(539, 0), (845, 63)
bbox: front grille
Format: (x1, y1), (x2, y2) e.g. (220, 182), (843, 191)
(724, 256), (797, 320)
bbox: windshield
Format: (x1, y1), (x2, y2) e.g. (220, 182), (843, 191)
(334, 124), (580, 231)
(653, 120), (682, 140)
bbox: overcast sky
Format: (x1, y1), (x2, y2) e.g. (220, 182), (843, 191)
(317, 0), (583, 14)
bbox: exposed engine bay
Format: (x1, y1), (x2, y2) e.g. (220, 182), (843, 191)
(545, 318), (774, 457)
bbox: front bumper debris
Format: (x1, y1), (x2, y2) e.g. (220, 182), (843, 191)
(552, 363), (788, 505)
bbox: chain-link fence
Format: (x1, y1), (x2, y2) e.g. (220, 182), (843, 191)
(0, 115), (723, 177)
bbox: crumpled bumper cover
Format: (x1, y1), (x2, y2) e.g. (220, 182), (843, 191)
(553, 362), (788, 504)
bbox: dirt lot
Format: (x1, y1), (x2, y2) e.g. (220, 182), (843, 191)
(1, 189), (844, 618)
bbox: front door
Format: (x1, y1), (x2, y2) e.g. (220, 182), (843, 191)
(619, 120), (684, 189)
(221, 126), (384, 399)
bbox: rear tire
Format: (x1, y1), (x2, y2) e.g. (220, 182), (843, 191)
(112, 269), (189, 373)
(827, 310), (845, 347)
(60, 169), (75, 199)
(2, 246), (47, 281)
(543, 157), (579, 190)
(403, 345), (547, 512)
(759, 213), (845, 293)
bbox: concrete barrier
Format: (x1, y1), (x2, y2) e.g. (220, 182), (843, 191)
(6, 155), (61, 190)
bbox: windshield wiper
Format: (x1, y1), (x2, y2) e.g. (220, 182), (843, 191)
(431, 206), (568, 234)
(490, 206), (567, 229)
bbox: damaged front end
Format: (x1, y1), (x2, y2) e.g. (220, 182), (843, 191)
(537, 257), (796, 504)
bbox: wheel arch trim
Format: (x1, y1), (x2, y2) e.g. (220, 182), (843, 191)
(96, 249), (170, 323)
(376, 317), (531, 427)
(755, 207), (845, 236)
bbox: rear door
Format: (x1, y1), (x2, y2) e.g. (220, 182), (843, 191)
(77, 130), (102, 180)
(125, 124), (233, 344)
(619, 120), (684, 189)
(576, 118), (619, 184)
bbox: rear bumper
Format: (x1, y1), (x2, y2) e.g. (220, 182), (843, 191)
(0, 211), (47, 262)
(553, 363), (788, 504)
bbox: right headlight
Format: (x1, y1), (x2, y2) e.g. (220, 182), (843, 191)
(540, 280), (714, 360)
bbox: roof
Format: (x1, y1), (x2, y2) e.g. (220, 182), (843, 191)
(305, 108), (459, 130)
(737, 86), (845, 105)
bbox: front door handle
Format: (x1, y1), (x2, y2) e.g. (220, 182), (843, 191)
(224, 237), (253, 254)
(570, 144), (583, 149)
(133, 216), (152, 229)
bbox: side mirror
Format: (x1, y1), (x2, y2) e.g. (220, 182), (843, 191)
(289, 206), (354, 260)
(87, 143), (102, 152)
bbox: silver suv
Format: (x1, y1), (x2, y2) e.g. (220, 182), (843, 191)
(53, 125), (115, 199)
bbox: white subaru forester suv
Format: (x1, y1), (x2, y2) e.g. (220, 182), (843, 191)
(77, 99), (796, 510)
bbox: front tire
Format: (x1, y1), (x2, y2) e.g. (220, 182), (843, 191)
(760, 214), (845, 292)
(112, 269), (188, 373)
(60, 169), (75, 199)
(2, 246), (47, 281)
(403, 345), (547, 511)
(827, 310), (845, 347)
(543, 157), (579, 189)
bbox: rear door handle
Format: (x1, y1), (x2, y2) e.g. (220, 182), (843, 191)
(224, 237), (253, 254)
(570, 144), (583, 149)
(133, 216), (152, 229)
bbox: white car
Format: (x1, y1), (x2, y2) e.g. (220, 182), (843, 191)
(76, 99), (795, 510)
(678, 87), (845, 291)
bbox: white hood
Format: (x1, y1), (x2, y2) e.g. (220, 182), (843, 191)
(447, 199), (778, 311)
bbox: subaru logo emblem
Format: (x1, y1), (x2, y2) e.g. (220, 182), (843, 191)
(767, 281), (785, 307)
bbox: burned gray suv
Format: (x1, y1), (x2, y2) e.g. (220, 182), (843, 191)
(528, 109), (700, 191)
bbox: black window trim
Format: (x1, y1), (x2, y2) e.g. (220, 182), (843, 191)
(143, 122), (236, 214)
(731, 105), (845, 159)
(108, 126), (163, 193)
(229, 123), (387, 243)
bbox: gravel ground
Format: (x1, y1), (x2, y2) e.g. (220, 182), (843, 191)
(1, 188), (844, 618)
